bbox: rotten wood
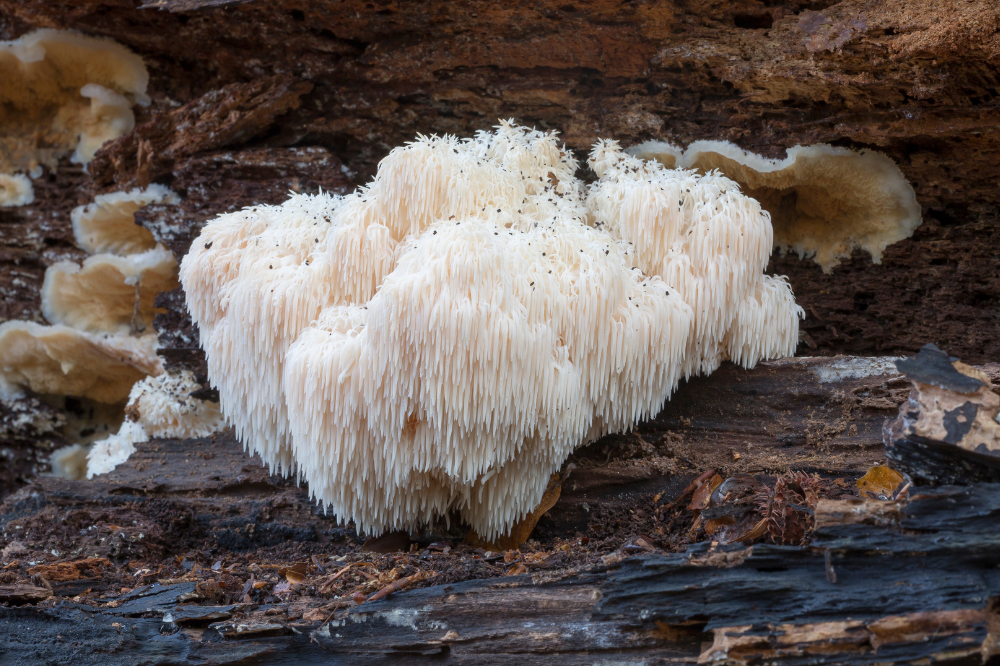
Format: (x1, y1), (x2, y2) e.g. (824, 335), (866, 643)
(1, 484), (998, 664)
(89, 75), (315, 192)
(1, 2), (1000, 663)
(0, 355), (907, 562)
(886, 344), (1000, 485)
(1, 355), (993, 664)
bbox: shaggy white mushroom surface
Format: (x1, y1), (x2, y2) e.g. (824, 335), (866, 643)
(86, 370), (226, 479)
(181, 122), (803, 539)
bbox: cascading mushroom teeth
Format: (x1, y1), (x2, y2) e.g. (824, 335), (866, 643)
(181, 121), (802, 540)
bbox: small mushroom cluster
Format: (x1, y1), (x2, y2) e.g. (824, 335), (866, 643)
(0, 186), (227, 479)
(181, 121), (804, 540)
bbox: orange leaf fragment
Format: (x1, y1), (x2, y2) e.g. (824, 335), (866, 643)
(279, 562), (308, 585)
(856, 465), (909, 501)
(688, 474), (723, 512)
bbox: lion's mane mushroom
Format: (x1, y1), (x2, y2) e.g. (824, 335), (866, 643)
(87, 370), (226, 478)
(0, 173), (33, 207)
(181, 121), (801, 539)
(588, 141), (803, 377)
(0, 29), (148, 173)
(629, 140), (921, 272)
(41, 246), (178, 334)
(72, 184), (180, 255)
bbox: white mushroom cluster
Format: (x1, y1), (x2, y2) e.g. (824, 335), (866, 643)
(181, 121), (803, 539)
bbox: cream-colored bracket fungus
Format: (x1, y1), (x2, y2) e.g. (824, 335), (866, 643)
(42, 246), (178, 334)
(0, 173), (33, 207)
(181, 121), (803, 540)
(0, 321), (162, 404)
(629, 140), (921, 272)
(72, 185), (180, 255)
(0, 29), (148, 173)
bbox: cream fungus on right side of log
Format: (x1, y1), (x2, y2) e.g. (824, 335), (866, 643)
(180, 121), (805, 541)
(628, 140), (921, 273)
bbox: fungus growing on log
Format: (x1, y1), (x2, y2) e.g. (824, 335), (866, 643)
(0, 183), (180, 466)
(0, 173), (33, 207)
(588, 141), (803, 376)
(181, 121), (802, 539)
(0, 29), (148, 172)
(41, 247), (178, 334)
(0, 321), (161, 404)
(71, 185), (180, 255)
(629, 140), (921, 272)
(87, 370), (226, 478)
(50, 443), (89, 480)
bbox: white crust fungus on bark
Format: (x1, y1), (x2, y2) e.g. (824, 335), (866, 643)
(0, 29), (148, 173)
(629, 140), (921, 273)
(181, 121), (803, 540)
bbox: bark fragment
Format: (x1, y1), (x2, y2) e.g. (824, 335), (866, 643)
(89, 75), (313, 192)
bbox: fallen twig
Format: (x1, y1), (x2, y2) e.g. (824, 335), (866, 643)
(365, 570), (433, 603)
(317, 561), (371, 593)
(662, 468), (717, 511)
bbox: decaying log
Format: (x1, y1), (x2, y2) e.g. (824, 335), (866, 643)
(3, 355), (999, 664)
(0, 354), (905, 562)
(89, 75), (315, 192)
(886, 344), (1000, 485)
(2, 1), (1000, 663)
(2, 483), (998, 664)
